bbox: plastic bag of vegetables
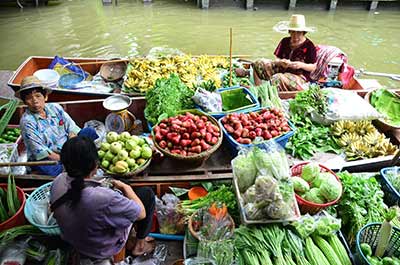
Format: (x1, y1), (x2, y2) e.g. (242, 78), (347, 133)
(155, 194), (185, 235)
(231, 147), (257, 192)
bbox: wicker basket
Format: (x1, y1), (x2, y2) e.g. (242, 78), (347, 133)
(291, 162), (342, 215)
(152, 109), (223, 165)
(365, 90), (400, 133)
(188, 209), (235, 241)
(102, 157), (151, 178)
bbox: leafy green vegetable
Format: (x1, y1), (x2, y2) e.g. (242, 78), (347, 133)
(301, 163), (320, 182)
(319, 179), (341, 202)
(232, 152), (257, 192)
(303, 188), (325, 204)
(220, 88), (253, 112)
(144, 73), (195, 125)
(248, 82), (282, 110)
(370, 88), (400, 126)
(292, 177), (310, 194)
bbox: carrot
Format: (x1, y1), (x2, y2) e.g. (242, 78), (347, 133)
(188, 186), (208, 201)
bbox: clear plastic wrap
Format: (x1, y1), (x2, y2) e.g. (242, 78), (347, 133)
(155, 194), (184, 235)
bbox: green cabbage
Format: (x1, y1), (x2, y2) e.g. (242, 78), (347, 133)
(301, 163), (320, 182)
(319, 179), (342, 202)
(303, 188), (325, 204)
(311, 172), (337, 188)
(233, 153), (257, 192)
(243, 185), (256, 203)
(292, 176), (310, 194)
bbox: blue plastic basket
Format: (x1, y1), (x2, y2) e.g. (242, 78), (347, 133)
(218, 108), (296, 156)
(24, 182), (61, 236)
(196, 86), (260, 120)
(355, 223), (400, 265)
(379, 167), (400, 206)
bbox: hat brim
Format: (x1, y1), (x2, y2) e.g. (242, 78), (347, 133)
(273, 21), (316, 34)
(15, 85), (52, 99)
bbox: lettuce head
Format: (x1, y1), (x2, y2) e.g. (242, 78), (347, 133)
(301, 163), (320, 182)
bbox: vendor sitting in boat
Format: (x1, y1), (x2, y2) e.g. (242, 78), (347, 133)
(16, 76), (98, 176)
(237, 14), (317, 91)
(50, 136), (155, 262)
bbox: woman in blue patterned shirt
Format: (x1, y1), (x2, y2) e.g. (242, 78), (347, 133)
(16, 76), (97, 176)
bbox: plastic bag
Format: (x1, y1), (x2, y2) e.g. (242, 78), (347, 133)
(155, 194), (184, 235)
(197, 239), (234, 265)
(311, 88), (383, 125)
(195, 205), (234, 241)
(0, 144), (16, 175)
(116, 244), (167, 265)
(0, 240), (28, 265)
(31, 197), (50, 225)
(192, 88), (222, 112)
(49, 56), (91, 80)
(84, 120), (106, 148)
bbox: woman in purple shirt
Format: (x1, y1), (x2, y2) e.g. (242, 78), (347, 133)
(239, 14), (317, 91)
(50, 136), (155, 263)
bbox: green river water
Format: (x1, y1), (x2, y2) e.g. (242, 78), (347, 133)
(0, 0), (399, 87)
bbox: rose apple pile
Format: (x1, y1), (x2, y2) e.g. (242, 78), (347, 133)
(221, 108), (291, 144)
(98, 131), (152, 174)
(153, 112), (221, 156)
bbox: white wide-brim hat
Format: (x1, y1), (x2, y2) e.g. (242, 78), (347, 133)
(273, 14), (316, 34)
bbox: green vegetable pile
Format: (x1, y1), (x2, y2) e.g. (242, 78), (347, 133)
(286, 85), (340, 160)
(248, 81), (282, 110)
(327, 172), (399, 245)
(370, 88), (400, 126)
(0, 127), (20, 144)
(0, 175), (21, 223)
(0, 99), (19, 137)
(144, 73), (195, 125)
(222, 71), (251, 88)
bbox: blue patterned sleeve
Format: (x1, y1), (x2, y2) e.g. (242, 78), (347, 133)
(53, 104), (80, 135)
(20, 118), (52, 160)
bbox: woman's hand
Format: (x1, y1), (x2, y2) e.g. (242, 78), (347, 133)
(289, 61), (304, 70)
(111, 180), (131, 192)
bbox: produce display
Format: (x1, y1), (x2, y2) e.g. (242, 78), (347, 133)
(332, 120), (398, 160)
(98, 131), (152, 175)
(0, 175), (22, 223)
(232, 145), (298, 221)
(0, 99), (19, 137)
(248, 81), (282, 109)
(153, 111), (221, 157)
(292, 163), (342, 205)
(370, 88), (400, 127)
(327, 172), (400, 245)
(384, 167), (400, 194)
(234, 214), (352, 265)
(221, 108), (291, 145)
(0, 127), (20, 144)
(144, 74), (195, 125)
(123, 55), (228, 93)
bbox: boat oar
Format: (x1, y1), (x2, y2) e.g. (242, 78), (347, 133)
(0, 160), (58, 167)
(358, 68), (400, 81)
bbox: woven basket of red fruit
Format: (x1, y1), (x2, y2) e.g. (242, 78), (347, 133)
(152, 109), (223, 164)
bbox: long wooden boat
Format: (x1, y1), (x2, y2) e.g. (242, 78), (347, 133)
(2, 97), (400, 189)
(7, 56), (382, 103)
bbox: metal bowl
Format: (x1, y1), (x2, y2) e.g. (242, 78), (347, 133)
(103, 95), (132, 112)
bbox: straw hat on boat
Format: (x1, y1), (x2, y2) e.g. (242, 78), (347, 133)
(273, 14), (316, 34)
(15, 76), (52, 99)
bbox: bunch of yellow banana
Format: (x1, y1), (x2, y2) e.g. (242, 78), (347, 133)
(331, 120), (398, 160)
(123, 55), (229, 93)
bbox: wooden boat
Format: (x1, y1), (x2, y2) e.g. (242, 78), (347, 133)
(2, 97), (400, 189)
(7, 56), (383, 103)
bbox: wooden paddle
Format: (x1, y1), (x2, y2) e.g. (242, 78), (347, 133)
(0, 160), (58, 167)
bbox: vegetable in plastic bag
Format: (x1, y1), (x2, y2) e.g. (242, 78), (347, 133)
(301, 163), (320, 182)
(242, 185), (256, 204)
(0, 240), (28, 265)
(232, 152), (257, 192)
(244, 203), (263, 220)
(292, 176), (310, 194)
(265, 198), (293, 219)
(155, 194), (184, 235)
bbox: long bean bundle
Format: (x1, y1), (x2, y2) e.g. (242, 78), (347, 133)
(0, 99), (19, 136)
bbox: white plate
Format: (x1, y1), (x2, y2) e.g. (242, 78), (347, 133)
(102, 95), (131, 112)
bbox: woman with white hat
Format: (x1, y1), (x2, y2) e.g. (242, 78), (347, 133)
(239, 14), (317, 91)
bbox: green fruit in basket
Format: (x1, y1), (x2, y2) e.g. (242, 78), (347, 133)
(112, 156), (120, 165)
(110, 142), (123, 154)
(137, 158), (146, 166)
(109, 165), (114, 172)
(104, 151), (114, 162)
(131, 135), (140, 144)
(137, 137), (146, 146)
(100, 142), (111, 151)
(141, 146), (152, 159)
(106, 131), (119, 143)
(125, 140), (138, 151)
(130, 149), (141, 159)
(117, 149), (129, 160)
(126, 158), (137, 168)
(120, 131), (131, 142)
(98, 150), (105, 159)
(113, 161), (129, 174)
(101, 160), (110, 169)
